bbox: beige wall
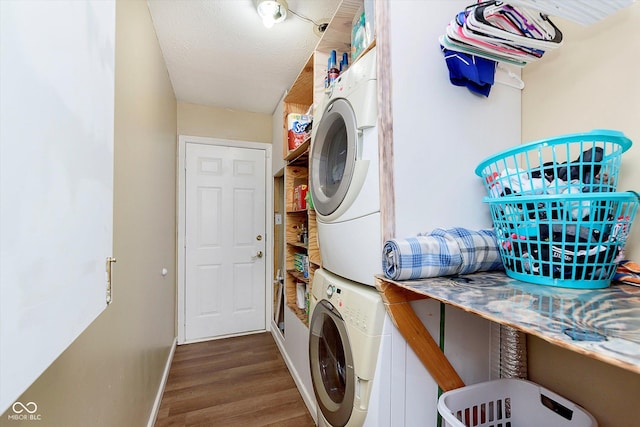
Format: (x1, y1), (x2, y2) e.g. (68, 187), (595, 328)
(177, 102), (273, 143)
(522, 5), (640, 427)
(522, 4), (640, 259)
(0, 1), (178, 426)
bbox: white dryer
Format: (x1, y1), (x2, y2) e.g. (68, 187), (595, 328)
(310, 47), (380, 286)
(309, 268), (391, 427)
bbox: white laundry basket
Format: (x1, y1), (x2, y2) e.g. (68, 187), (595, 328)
(437, 379), (597, 427)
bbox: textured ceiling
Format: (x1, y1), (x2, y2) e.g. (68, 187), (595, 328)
(147, 0), (340, 114)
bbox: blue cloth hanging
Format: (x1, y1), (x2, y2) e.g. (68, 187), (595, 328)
(441, 46), (497, 97)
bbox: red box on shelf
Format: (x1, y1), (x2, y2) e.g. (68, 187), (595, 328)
(293, 184), (308, 210)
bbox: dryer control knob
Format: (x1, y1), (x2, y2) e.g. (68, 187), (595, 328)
(326, 286), (335, 298)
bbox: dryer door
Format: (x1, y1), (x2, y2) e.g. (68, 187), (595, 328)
(309, 299), (354, 427)
(310, 98), (358, 217)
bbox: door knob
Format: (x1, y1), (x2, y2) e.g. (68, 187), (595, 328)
(256, 234), (263, 241)
(256, 251), (263, 258)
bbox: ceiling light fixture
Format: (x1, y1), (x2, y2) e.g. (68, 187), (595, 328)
(256, 0), (288, 28)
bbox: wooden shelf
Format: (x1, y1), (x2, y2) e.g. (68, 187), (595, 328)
(285, 265), (317, 327)
(287, 302), (309, 325)
(283, 143), (319, 328)
(376, 271), (640, 389)
(315, 0), (363, 54)
(287, 269), (309, 283)
(287, 241), (308, 250)
(284, 165), (307, 212)
(285, 137), (311, 163)
(285, 54), (314, 106)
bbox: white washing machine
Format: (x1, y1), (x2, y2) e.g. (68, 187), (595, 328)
(309, 269), (496, 427)
(309, 268), (391, 427)
(310, 47), (380, 286)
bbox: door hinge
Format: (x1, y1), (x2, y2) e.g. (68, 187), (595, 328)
(106, 256), (117, 304)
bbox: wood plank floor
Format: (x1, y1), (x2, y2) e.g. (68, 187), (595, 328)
(155, 332), (315, 427)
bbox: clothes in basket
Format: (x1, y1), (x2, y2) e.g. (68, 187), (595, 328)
(613, 259), (640, 286)
(488, 147), (607, 199)
(382, 228), (504, 281)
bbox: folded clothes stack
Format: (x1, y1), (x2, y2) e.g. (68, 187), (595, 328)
(613, 260), (640, 286)
(382, 228), (504, 281)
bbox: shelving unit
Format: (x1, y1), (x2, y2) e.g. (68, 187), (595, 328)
(283, 138), (321, 326)
(278, 0), (373, 328)
(281, 47), (314, 326)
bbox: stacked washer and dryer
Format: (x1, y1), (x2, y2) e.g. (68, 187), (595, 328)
(308, 47), (391, 427)
(308, 46), (448, 427)
(307, 2), (521, 426)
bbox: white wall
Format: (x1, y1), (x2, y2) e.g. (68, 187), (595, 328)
(389, 0), (521, 238)
(0, 1), (177, 425)
(0, 1), (115, 412)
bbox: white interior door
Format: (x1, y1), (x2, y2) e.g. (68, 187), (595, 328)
(185, 143), (266, 341)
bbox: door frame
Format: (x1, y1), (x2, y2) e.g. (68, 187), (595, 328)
(177, 135), (273, 344)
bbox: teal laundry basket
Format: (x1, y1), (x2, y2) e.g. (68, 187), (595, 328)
(475, 129), (632, 198)
(475, 129), (636, 289)
(486, 192), (639, 289)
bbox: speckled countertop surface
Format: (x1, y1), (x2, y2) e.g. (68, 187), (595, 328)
(376, 271), (640, 374)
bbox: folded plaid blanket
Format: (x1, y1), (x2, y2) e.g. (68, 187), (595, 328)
(382, 228), (504, 281)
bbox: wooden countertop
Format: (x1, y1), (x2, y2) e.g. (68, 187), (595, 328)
(376, 271), (640, 381)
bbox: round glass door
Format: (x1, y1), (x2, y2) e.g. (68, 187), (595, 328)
(310, 99), (358, 217)
(309, 300), (354, 427)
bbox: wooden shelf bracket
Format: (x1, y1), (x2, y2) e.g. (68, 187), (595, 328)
(376, 277), (465, 392)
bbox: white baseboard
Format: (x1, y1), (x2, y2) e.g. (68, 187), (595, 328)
(180, 328), (268, 345)
(147, 337), (177, 427)
(270, 320), (317, 424)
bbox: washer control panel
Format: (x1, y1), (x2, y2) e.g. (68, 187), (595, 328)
(326, 284), (336, 298)
(312, 269), (385, 336)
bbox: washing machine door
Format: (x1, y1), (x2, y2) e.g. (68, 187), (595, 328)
(310, 98), (358, 217)
(309, 299), (354, 427)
